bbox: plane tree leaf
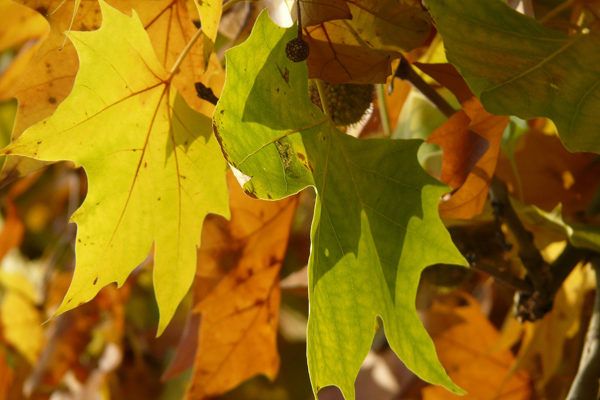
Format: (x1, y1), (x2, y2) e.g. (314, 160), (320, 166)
(425, 0), (600, 153)
(214, 11), (467, 399)
(1, 0), (210, 181)
(186, 173), (298, 399)
(304, 0), (431, 83)
(1, 1), (229, 334)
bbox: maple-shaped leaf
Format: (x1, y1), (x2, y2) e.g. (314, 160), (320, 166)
(1, 0), (211, 182)
(426, 0), (600, 153)
(214, 11), (467, 399)
(1, 1), (229, 334)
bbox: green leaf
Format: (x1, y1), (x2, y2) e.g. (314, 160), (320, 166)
(214, 11), (467, 399)
(516, 202), (600, 253)
(426, 0), (600, 153)
(1, 1), (229, 334)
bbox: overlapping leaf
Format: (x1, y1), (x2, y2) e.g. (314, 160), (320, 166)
(426, 0), (600, 153)
(304, 0), (431, 83)
(495, 128), (600, 216)
(429, 98), (509, 219)
(214, 11), (467, 399)
(185, 174), (298, 399)
(1, 0), (211, 180)
(298, 0), (351, 26)
(1, 1), (228, 333)
(0, 0), (47, 51)
(422, 293), (531, 399)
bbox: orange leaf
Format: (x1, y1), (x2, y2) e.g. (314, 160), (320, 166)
(431, 98), (508, 219)
(184, 173), (298, 399)
(495, 128), (600, 217)
(428, 110), (488, 189)
(0, 0), (48, 52)
(0, 199), (24, 261)
(422, 293), (531, 399)
(0, 343), (13, 400)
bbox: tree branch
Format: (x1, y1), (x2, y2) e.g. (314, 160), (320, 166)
(567, 258), (600, 399)
(489, 177), (549, 289)
(489, 176), (592, 321)
(393, 55), (456, 118)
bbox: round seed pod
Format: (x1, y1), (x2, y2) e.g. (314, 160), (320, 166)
(285, 37), (309, 62)
(309, 82), (374, 125)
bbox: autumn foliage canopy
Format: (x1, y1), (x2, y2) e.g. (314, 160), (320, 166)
(0, 0), (599, 399)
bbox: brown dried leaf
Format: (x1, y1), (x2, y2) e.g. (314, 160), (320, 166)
(184, 174), (298, 399)
(422, 293), (531, 399)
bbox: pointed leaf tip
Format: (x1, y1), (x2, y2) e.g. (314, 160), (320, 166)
(215, 10), (466, 398)
(6, 1), (228, 334)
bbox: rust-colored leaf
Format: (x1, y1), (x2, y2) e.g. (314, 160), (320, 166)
(0, 199), (24, 261)
(431, 98), (509, 219)
(0, 344), (13, 400)
(422, 293), (531, 399)
(428, 110), (488, 189)
(184, 174), (298, 399)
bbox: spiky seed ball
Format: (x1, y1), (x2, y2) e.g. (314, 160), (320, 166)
(309, 82), (374, 125)
(285, 38), (309, 62)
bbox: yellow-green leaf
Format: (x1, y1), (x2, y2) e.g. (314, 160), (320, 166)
(1, 1), (229, 334)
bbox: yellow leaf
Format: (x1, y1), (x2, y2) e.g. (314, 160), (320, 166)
(2, 1), (228, 334)
(0, 278), (43, 364)
(1, 0), (212, 180)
